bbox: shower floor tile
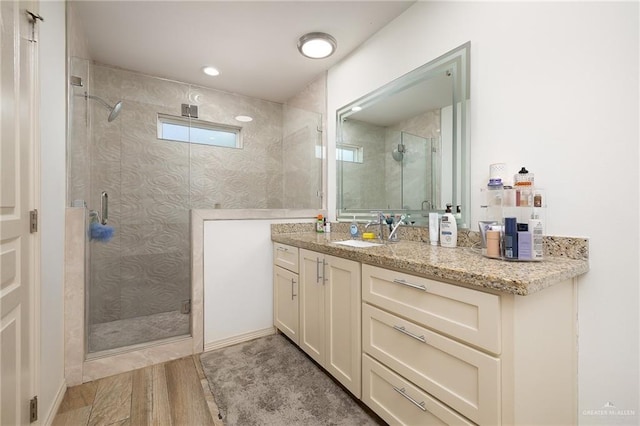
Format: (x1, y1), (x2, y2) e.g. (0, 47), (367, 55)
(89, 310), (189, 353)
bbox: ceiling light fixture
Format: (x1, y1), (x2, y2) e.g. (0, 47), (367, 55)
(202, 66), (220, 76)
(235, 115), (253, 122)
(297, 32), (337, 59)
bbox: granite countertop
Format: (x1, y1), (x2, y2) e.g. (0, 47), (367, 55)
(271, 227), (589, 296)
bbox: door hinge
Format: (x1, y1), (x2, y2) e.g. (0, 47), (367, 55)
(30, 210), (38, 233)
(30, 396), (38, 422)
(181, 299), (191, 314)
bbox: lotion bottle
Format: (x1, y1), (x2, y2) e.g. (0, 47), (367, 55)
(440, 204), (457, 248)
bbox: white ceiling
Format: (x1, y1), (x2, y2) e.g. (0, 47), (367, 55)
(72, 1), (415, 104)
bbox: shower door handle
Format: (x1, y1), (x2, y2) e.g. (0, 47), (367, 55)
(101, 191), (108, 225)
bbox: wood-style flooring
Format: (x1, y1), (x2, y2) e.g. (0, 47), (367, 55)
(52, 356), (223, 426)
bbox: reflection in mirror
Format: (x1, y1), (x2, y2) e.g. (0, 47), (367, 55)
(336, 42), (470, 228)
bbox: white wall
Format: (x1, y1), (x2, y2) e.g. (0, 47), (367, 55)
(328, 2), (639, 424)
(38, 0), (67, 422)
(204, 220), (277, 346)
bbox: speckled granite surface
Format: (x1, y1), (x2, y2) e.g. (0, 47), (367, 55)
(271, 224), (589, 296)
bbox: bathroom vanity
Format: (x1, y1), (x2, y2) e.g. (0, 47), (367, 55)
(272, 225), (589, 425)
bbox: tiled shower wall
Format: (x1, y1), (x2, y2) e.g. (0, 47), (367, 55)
(79, 62), (322, 325)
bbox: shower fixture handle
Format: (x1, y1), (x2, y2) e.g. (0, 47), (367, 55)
(101, 192), (108, 225)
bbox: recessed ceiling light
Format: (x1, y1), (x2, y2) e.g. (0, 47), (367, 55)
(351, 106), (362, 112)
(235, 115), (253, 122)
(202, 66), (220, 76)
(297, 32), (337, 59)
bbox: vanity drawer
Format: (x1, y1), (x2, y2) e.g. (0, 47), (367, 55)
(362, 264), (501, 354)
(362, 354), (474, 426)
(363, 303), (500, 425)
(273, 243), (299, 273)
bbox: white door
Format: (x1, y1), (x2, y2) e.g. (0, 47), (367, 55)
(1, 1), (38, 424)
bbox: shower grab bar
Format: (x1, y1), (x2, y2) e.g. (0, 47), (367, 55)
(101, 192), (108, 225)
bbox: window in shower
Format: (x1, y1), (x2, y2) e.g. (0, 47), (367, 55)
(157, 113), (242, 148)
(336, 144), (363, 163)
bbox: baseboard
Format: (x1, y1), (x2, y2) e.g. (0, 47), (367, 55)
(43, 378), (67, 426)
(203, 327), (275, 352)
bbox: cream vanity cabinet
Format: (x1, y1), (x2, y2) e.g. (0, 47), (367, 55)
(298, 248), (362, 397)
(361, 264), (577, 426)
(273, 243), (300, 344)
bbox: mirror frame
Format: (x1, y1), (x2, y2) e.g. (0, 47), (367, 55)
(336, 41), (470, 228)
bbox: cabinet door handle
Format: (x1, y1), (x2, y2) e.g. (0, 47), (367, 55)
(393, 325), (427, 343)
(316, 258), (321, 283)
(393, 386), (427, 412)
(322, 259), (328, 284)
(393, 278), (427, 292)
(291, 278), (297, 300)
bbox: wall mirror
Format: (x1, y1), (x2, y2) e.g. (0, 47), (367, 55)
(336, 42), (470, 228)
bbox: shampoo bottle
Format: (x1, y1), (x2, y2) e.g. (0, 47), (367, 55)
(440, 204), (457, 248)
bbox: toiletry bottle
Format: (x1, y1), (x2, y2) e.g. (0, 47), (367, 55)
(514, 167), (534, 207)
(440, 204), (457, 248)
(486, 230), (500, 257)
(316, 214), (324, 233)
(503, 217), (518, 259)
(350, 216), (359, 239)
(529, 215), (544, 260)
(428, 212), (440, 246)
(323, 218), (331, 233)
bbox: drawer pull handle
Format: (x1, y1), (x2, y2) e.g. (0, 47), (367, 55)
(393, 325), (427, 343)
(392, 278), (427, 292)
(276, 246), (289, 252)
(393, 386), (426, 412)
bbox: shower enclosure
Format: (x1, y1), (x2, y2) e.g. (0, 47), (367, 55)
(68, 57), (322, 356)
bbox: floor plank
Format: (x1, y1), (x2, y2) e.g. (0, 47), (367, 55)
(57, 381), (97, 413)
(52, 406), (92, 426)
(164, 357), (214, 425)
(150, 363), (172, 426)
(129, 366), (152, 426)
(87, 371), (133, 426)
(52, 356), (217, 426)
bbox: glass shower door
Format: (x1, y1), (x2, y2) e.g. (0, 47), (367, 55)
(86, 63), (192, 354)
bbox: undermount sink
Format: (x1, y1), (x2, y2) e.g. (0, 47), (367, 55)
(333, 240), (383, 248)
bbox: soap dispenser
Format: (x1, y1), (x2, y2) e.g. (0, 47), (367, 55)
(350, 216), (359, 239)
(440, 204), (458, 248)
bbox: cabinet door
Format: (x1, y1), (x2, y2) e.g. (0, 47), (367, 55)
(299, 249), (325, 365)
(324, 254), (361, 397)
(273, 266), (299, 344)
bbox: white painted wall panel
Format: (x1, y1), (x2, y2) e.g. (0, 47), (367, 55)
(204, 220), (274, 344)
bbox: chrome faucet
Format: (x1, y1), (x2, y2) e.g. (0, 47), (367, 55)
(365, 211), (385, 241)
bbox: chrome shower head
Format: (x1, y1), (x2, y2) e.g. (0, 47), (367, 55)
(108, 101), (123, 122)
(85, 93), (123, 122)
(392, 143), (405, 162)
